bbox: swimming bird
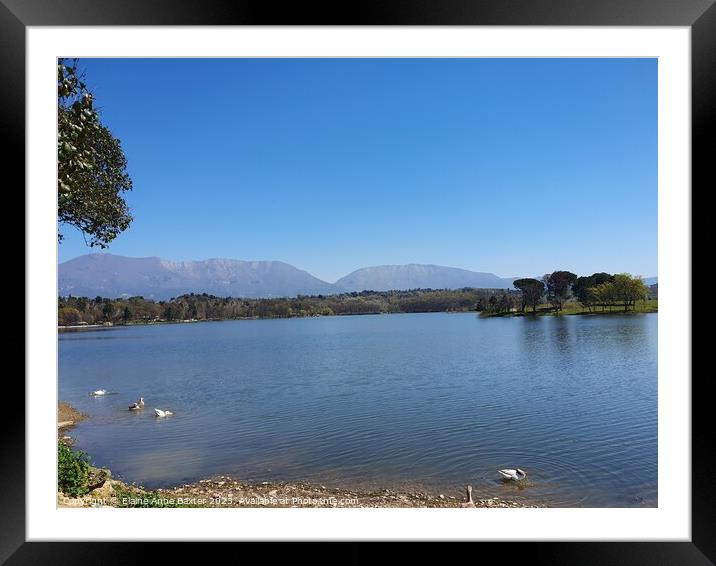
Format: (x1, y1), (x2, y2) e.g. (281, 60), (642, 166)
(154, 408), (173, 417)
(128, 397), (144, 410)
(498, 468), (527, 481)
(90, 389), (108, 396)
(461, 485), (476, 508)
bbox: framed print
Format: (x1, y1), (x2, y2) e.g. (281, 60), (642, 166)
(5, 0), (711, 562)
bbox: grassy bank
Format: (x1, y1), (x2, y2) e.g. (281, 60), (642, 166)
(483, 299), (658, 318)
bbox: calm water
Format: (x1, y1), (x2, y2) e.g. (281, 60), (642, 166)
(59, 312), (657, 507)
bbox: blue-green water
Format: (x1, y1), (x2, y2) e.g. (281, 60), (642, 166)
(59, 312), (657, 507)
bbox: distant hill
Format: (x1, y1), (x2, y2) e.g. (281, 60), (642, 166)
(59, 254), (647, 299)
(335, 264), (514, 292)
(58, 254), (340, 300)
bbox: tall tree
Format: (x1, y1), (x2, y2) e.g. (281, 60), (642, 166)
(588, 281), (616, 311)
(498, 292), (512, 313)
(612, 274), (649, 311)
(573, 272), (613, 309)
(513, 278), (545, 313)
(58, 58), (133, 247)
(543, 271), (578, 312)
(102, 301), (115, 322)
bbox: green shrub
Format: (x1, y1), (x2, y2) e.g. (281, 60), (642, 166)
(58, 442), (90, 497)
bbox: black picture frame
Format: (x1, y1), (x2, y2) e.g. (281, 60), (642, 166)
(6, 0), (709, 563)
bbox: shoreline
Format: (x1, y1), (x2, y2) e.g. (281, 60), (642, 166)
(58, 401), (87, 433)
(57, 401), (537, 509)
(483, 309), (658, 318)
(57, 311), (477, 331)
(143, 477), (536, 508)
(57, 304), (657, 331)
(61, 474), (539, 509)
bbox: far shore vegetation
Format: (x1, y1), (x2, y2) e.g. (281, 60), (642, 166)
(493, 272), (656, 318)
(58, 271), (656, 327)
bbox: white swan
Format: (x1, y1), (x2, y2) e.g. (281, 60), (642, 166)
(128, 397), (144, 410)
(498, 468), (527, 481)
(154, 408), (173, 417)
(91, 389), (108, 396)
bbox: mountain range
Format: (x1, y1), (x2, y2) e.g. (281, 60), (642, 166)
(59, 254), (521, 300)
(59, 254), (656, 300)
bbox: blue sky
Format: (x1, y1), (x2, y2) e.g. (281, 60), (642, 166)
(59, 58), (657, 282)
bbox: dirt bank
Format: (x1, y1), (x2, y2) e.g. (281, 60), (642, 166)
(58, 401), (87, 444)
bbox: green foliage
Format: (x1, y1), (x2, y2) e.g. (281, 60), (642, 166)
(479, 291), (518, 315)
(58, 58), (133, 247)
(585, 273), (649, 312)
(513, 278), (545, 313)
(102, 301), (115, 321)
(573, 273), (614, 306)
(543, 271), (578, 311)
(58, 306), (82, 325)
(58, 442), (90, 497)
(587, 281), (615, 309)
(611, 273), (649, 311)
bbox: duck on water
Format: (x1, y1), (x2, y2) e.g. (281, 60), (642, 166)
(128, 397), (144, 410)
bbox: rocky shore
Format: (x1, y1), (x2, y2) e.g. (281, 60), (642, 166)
(150, 477), (536, 508)
(59, 475), (536, 508)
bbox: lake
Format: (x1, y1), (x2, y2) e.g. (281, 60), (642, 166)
(58, 312), (657, 507)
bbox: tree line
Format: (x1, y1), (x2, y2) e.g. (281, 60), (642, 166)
(58, 272), (654, 326)
(58, 288), (511, 326)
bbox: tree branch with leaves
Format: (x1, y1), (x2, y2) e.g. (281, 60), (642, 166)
(58, 58), (133, 247)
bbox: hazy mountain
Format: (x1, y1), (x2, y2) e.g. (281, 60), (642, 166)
(335, 264), (514, 292)
(643, 276), (657, 286)
(61, 254), (646, 299)
(59, 254), (340, 300)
